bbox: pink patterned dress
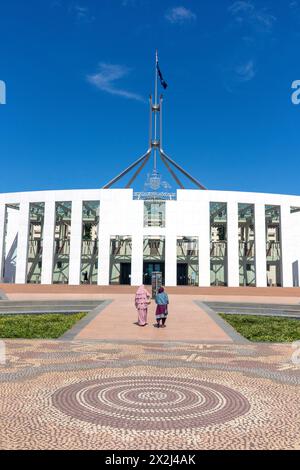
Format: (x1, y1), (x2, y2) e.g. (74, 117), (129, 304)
(135, 285), (151, 326)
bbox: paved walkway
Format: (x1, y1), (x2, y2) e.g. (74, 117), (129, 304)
(0, 340), (299, 450)
(2, 287), (300, 342)
(72, 294), (234, 343)
(1, 287), (300, 449)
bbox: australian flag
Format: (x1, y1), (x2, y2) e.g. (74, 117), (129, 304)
(157, 61), (168, 90)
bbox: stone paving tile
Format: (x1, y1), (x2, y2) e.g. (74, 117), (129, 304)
(74, 295), (234, 343)
(0, 339), (299, 450)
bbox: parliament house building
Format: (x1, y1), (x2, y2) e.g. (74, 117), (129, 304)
(1, 187), (300, 288)
(1, 57), (300, 289)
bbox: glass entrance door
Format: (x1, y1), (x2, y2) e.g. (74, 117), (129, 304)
(143, 262), (165, 285)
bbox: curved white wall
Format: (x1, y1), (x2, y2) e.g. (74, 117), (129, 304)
(1, 188), (300, 287)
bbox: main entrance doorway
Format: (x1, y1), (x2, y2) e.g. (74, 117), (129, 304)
(143, 262), (165, 285)
(143, 236), (165, 285)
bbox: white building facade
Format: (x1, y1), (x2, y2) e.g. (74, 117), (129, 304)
(1, 187), (300, 288)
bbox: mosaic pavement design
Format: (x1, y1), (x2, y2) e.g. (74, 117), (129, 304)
(0, 340), (300, 450)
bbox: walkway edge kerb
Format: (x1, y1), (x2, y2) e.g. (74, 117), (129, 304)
(0, 288), (8, 300)
(195, 301), (250, 344)
(59, 300), (113, 340)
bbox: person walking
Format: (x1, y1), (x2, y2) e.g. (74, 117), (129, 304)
(135, 285), (151, 326)
(155, 286), (169, 328)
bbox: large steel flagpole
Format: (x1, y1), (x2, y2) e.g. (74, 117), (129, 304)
(154, 50), (158, 171)
(103, 50), (207, 191)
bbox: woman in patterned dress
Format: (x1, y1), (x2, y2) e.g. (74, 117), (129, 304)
(135, 285), (151, 326)
(155, 287), (169, 328)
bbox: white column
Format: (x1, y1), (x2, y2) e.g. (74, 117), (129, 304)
(68, 200), (82, 285)
(0, 204), (5, 282)
(255, 203), (267, 287)
(98, 232), (110, 285)
(227, 201), (239, 287)
(198, 201), (210, 286)
(41, 201), (55, 284)
(15, 202), (30, 284)
(281, 204), (293, 287)
(165, 233), (177, 286)
(131, 233), (143, 286)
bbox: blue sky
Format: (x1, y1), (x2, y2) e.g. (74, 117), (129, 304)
(0, 0), (300, 194)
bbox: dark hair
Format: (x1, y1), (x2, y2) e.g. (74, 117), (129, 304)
(158, 287), (164, 293)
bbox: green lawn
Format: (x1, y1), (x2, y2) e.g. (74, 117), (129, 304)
(0, 312), (87, 339)
(219, 313), (300, 342)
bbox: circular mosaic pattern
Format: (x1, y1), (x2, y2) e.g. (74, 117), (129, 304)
(52, 376), (250, 430)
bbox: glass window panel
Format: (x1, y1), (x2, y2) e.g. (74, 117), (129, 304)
(290, 207), (300, 286)
(109, 236), (132, 285)
(52, 201), (72, 284)
(177, 237), (199, 286)
(238, 203), (255, 286)
(81, 201), (100, 285)
(265, 205), (282, 286)
(27, 202), (45, 284)
(143, 236), (165, 285)
(144, 201), (165, 227)
(2, 204), (20, 283)
(210, 202), (227, 286)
